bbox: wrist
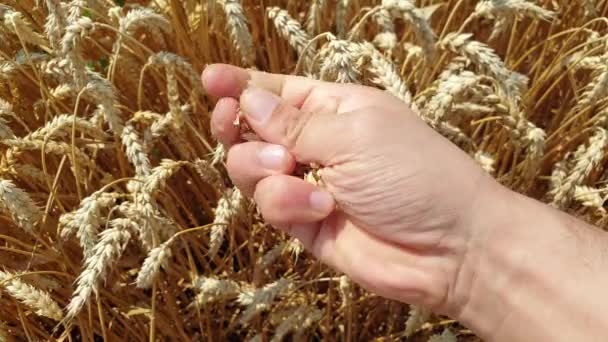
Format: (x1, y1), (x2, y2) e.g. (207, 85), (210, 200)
(449, 183), (608, 341)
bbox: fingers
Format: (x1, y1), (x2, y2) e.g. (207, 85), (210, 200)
(254, 175), (335, 226)
(226, 142), (295, 196)
(211, 97), (240, 146)
(238, 87), (351, 164)
(202, 64), (353, 107)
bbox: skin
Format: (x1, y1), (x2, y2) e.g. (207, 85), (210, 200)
(202, 64), (608, 341)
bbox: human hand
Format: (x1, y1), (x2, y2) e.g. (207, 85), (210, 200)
(202, 64), (502, 315)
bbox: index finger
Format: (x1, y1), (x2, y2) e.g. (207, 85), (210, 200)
(201, 64), (353, 108)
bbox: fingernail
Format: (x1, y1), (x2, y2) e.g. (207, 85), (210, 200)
(242, 87), (279, 123)
(258, 145), (287, 170)
(310, 191), (334, 213)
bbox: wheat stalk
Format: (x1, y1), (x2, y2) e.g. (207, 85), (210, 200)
(0, 271), (63, 321)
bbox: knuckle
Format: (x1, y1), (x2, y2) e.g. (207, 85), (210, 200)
(255, 177), (291, 224)
(282, 108), (314, 150)
(348, 107), (386, 139)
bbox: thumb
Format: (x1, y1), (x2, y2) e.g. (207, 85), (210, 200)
(239, 86), (350, 165)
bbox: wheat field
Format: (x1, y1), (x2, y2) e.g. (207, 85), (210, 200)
(0, 0), (606, 340)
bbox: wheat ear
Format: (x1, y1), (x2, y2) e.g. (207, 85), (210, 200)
(405, 305), (431, 337)
(237, 278), (293, 325)
(0, 179), (42, 233)
(270, 306), (323, 342)
(64, 218), (134, 323)
(381, 0), (436, 57)
(220, 0), (255, 65)
(192, 277), (242, 306)
(0, 271), (63, 321)
(550, 128), (608, 208)
(267, 7), (312, 60)
(209, 188), (244, 258)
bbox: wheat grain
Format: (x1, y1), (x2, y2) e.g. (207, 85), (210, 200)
(475, 151), (496, 174)
(338, 275), (351, 310)
(0, 179), (42, 233)
(0, 271), (63, 321)
(64, 218), (134, 323)
(405, 305), (431, 336)
(574, 186), (607, 214)
(428, 328), (457, 342)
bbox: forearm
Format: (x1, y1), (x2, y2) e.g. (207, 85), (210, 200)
(454, 185), (608, 341)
